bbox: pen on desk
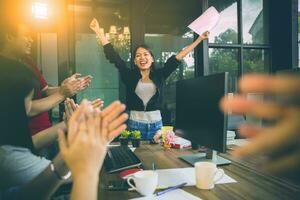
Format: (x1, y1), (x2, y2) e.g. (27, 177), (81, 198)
(155, 182), (187, 196)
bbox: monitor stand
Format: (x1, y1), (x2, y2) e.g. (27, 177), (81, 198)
(179, 149), (231, 166)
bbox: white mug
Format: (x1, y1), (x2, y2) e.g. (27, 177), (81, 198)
(127, 170), (158, 196)
(195, 162), (224, 190)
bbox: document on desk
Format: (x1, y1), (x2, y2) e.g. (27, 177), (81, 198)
(130, 189), (202, 200)
(156, 168), (237, 188)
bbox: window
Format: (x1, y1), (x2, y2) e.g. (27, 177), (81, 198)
(243, 49), (270, 73)
(209, 48), (238, 92)
(209, 0), (238, 44)
(73, 2), (130, 106)
(75, 32), (121, 105)
(208, 0), (270, 91)
(242, 0), (269, 44)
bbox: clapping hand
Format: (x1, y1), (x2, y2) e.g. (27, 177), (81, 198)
(63, 98), (78, 125)
(77, 75), (93, 91)
(59, 73), (92, 98)
(58, 100), (128, 177)
(64, 98), (105, 127)
(220, 74), (300, 173)
(91, 98), (104, 110)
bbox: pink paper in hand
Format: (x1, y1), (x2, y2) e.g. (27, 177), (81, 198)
(188, 6), (220, 35)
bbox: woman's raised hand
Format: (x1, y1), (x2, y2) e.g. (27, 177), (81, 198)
(90, 18), (101, 34)
(90, 18), (109, 46)
(200, 31), (210, 40)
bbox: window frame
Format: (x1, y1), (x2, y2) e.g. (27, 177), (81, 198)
(197, 0), (272, 79)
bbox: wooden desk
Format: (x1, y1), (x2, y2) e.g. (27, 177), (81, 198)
(98, 144), (300, 200)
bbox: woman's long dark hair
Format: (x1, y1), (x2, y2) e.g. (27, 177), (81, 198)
(133, 44), (156, 71)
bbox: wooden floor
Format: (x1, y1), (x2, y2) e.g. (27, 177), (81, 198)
(98, 143), (300, 200)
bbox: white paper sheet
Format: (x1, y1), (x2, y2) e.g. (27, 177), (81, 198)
(188, 6), (220, 35)
(130, 189), (202, 200)
(156, 167), (237, 188)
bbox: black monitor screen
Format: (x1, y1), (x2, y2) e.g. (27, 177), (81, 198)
(175, 72), (228, 153)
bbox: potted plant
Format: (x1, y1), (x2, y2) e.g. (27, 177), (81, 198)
(119, 130), (131, 146)
(131, 130), (141, 147)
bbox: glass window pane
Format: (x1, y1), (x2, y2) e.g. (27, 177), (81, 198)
(242, 0), (269, 44)
(209, 48), (239, 92)
(74, 4), (130, 106)
(75, 32), (121, 105)
(208, 0), (238, 44)
(243, 49), (270, 73)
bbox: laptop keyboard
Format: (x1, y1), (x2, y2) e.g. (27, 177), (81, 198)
(104, 146), (142, 173)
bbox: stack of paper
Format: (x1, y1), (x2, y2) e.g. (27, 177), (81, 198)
(227, 131), (236, 145)
(227, 130), (236, 145)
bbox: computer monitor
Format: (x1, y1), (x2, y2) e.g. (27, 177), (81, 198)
(175, 72), (231, 165)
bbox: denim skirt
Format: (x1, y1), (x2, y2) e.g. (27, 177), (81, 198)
(127, 119), (163, 140)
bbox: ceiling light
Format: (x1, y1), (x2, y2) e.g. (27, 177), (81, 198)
(32, 2), (49, 19)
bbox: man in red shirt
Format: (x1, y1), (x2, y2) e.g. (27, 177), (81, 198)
(23, 56), (93, 135)
(0, 10), (97, 140)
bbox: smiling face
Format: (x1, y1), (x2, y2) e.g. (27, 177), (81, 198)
(6, 24), (33, 58)
(134, 47), (154, 71)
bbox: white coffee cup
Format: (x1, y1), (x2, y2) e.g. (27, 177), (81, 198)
(195, 162), (224, 190)
(127, 170), (158, 196)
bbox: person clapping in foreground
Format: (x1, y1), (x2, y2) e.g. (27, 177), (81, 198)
(58, 100), (128, 200)
(220, 74), (300, 183)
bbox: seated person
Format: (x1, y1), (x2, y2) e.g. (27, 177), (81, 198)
(0, 57), (128, 199)
(0, 13), (104, 161)
(0, 15), (93, 135)
(58, 100), (128, 200)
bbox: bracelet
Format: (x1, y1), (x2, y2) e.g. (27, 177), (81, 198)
(50, 163), (72, 180)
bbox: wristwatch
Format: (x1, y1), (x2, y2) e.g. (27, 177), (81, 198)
(50, 162), (72, 180)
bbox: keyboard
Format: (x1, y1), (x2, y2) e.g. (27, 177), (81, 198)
(104, 146), (142, 173)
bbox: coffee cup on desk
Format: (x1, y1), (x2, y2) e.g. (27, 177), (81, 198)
(127, 170), (158, 196)
(195, 162), (224, 190)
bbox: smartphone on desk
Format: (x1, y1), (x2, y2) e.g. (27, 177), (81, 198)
(107, 180), (130, 191)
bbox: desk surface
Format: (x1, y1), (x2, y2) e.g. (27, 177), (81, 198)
(98, 144), (300, 200)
